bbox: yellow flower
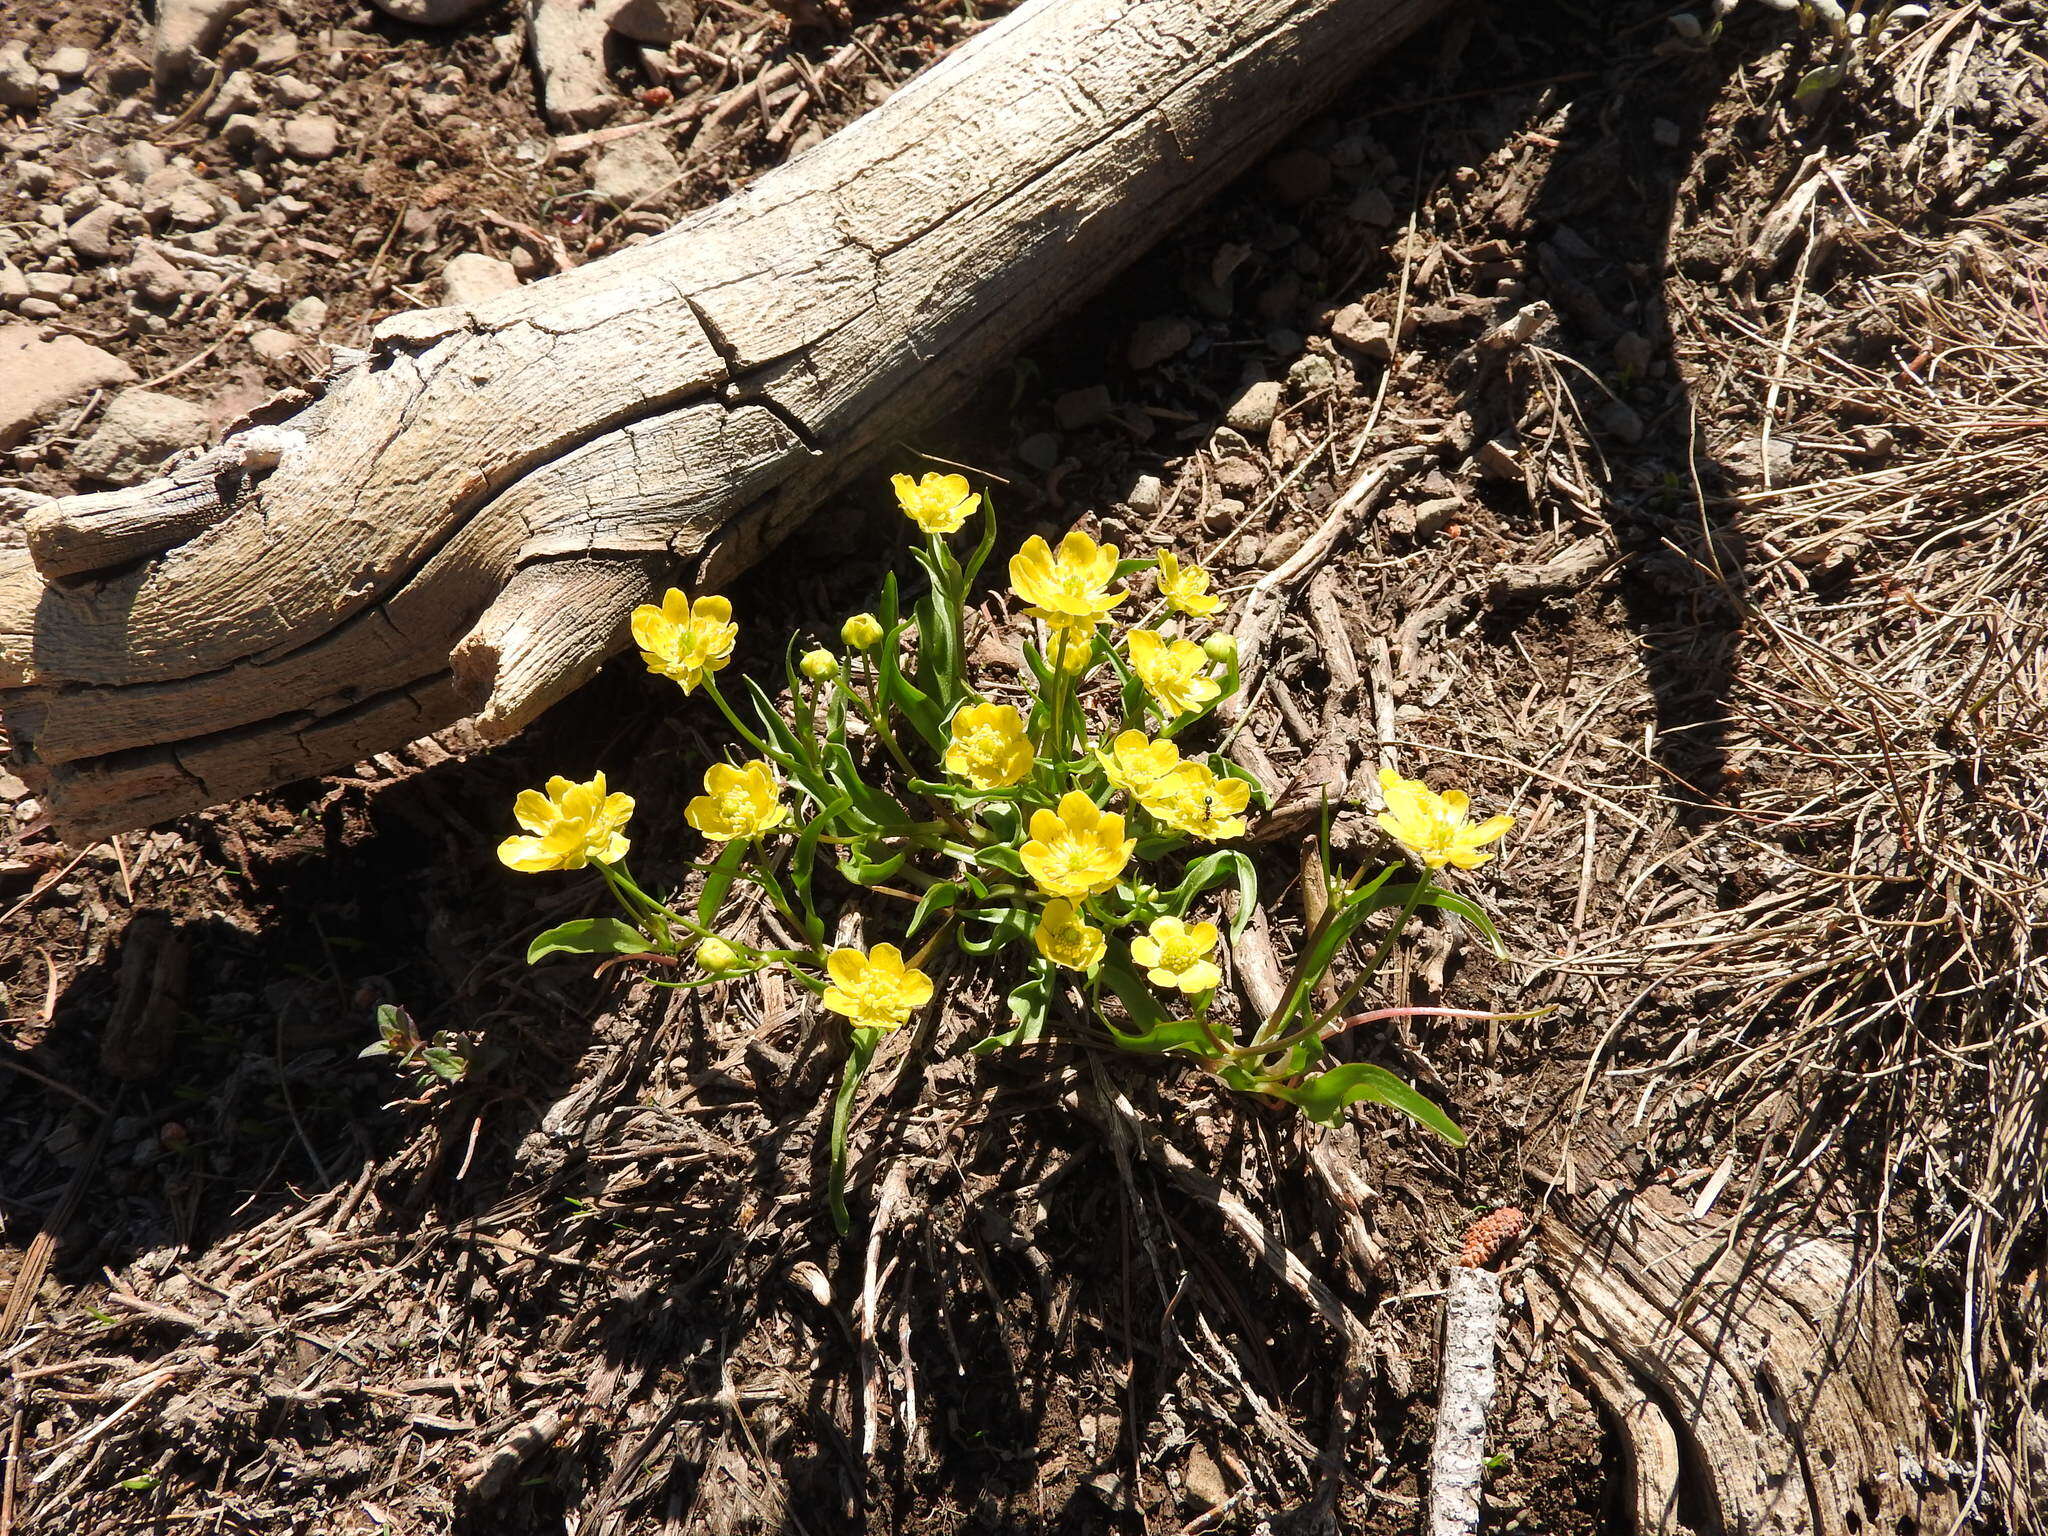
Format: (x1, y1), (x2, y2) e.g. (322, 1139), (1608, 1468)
(1020, 791), (1135, 899)
(696, 937), (740, 973)
(800, 648), (839, 681)
(1033, 899), (1105, 971)
(1009, 530), (1128, 626)
(1097, 729), (1184, 800)
(1130, 916), (1223, 995)
(1128, 628), (1221, 716)
(1040, 614), (1099, 673)
(631, 590), (736, 694)
(822, 943), (934, 1031)
(685, 759), (790, 842)
(944, 702), (1034, 790)
(1149, 762), (1251, 841)
(1375, 768), (1514, 870)
(1156, 550), (1221, 617)
(842, 612), (885, 650)
(893, 471), (980, 534)
(497, 773), (634, 872)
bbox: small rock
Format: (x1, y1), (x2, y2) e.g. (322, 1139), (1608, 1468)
(1288, 352), (1335, 393)
(369, 0), (500, 22)
(609, 0), (696, 44)
(205, 69), (265, 122)
(1385, 494), (1463, 540)
(0, 325), (138, 446)
(593, 135), (681, 206)
(1475, 434), (1522, 480)
(1126, 315), (1193, 371)
(283, 294), (327, 336)
(66, 202), (129, 262)
(1263, 148), (1332, 205)
(273, 76), (320, 108)
(23, 271), (69, 297)
(1225, 379), (1282, 435)
(1652, 117), (1682, 148)
(1053, 383), (1112, 432)
(1016, 432), (1061, 472)
(0, 259), (27, 303)
(1600, 399), (1645, 444)
(249, 326), (301, 361)
(279, 114), (341, 161)
(1213, 457), (1263, 494)
(1181, 1447), (1229, 1511)
(439, 251), (519, 306)
(119, 141), (168, 182)
(124, 243), (187, 303)
(42, 45), (90, 80)
(0, 42), (41, 110)
(1125, 474), (1164, 516)
(164, 185), (220, 229)
(1202, 496), (1245, 534)
(1611, 330), (1655, 376)
(14, 297), (60, 320)
(48, 88), (99, 121)
(72, 388), (213, 484)
(1330, 303), (1396, 359)
(221, 113), (278, 157)
(1346, 185), (1395, 226)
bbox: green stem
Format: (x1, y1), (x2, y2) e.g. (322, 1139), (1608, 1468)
(702, 676), (792, 768)
(828, 1027), (882, 1234)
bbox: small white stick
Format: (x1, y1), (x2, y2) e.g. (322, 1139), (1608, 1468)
(1428, 1265), (1505, 1536)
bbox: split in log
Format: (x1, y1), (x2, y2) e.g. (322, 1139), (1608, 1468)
(1528, 1167), (1958, 1536)
(0, 0), (1452, 840)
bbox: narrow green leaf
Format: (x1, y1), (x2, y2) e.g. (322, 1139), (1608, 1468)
(971, 961), (1055, 1053)
(827, 1028), (881, 1234)
(908, 881), (962, 938)
(1414, 886), (1507, 956)
(696, 838), (749, 926)
(1267, 1063), (1465, 1143)
(526, 918), (654, 964)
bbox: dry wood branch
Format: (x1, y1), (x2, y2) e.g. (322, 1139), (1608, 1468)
(0, 0), (1451, 840)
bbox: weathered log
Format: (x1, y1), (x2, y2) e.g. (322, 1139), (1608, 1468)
(0, 0), (1450, 840)
(1528, 1169), (1958, 1536)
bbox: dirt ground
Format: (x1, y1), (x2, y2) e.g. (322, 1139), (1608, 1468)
(2, 1), (2045, 1532)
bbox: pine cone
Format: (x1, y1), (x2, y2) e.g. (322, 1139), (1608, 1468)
(1456, 1207), (1528, 1269)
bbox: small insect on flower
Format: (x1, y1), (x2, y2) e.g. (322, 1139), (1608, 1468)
(1020, 791), (1136, 900)
(893, 471), (981, 534)
(1009, 530), (1128, 626)
(696, 936), (741, 974)
(1097, 729), (1184, 800)
(1375, 767), (1514, 871)
(1148, 761), (1251, 841)
(1128, 628), (1221, 717)
(685, 759), (791, 842)
(800, 648), (839, 681)
(821, 943), (935, 1030)
(631, 589), (736, 694)
(1155, 549), (1222, 617)
(498, 773), (634, 873)
(1131, 915), (1223, 995)
(943, 701), (1034, 791)
(1033, 898), (1105, 971)
(842, 612), (886, 651)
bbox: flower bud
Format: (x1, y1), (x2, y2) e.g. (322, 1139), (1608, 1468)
(800, 648), (839, 681)
(696, 937), (740, 974)
(842, 613), (885, 650)
(1202, 633), (1238, 665)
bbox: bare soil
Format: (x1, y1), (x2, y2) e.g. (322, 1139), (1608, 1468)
(2, 2), (2044, 1533)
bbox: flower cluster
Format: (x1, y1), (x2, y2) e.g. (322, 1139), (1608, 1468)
(497, 471), (1514, 1226)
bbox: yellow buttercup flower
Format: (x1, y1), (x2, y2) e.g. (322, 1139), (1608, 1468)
(685, 759), (790, 842)
(893, 471), (980, 534)
(1128, 628), (1221, 716)
(1131, 916), (1223, 995)
(1039, 613), (1099, 673)
(1155, 550), (1221, 617)
(1020, 791), (1135, 899)
(1149, 762), (1251, 840)
(1009, 530), (1128, 626)
(944, 702), (1034, 791)
(1097, 729), (1184, 800)
(842, 612), (885, 650)
(498, 773), (634, 873)
(1033, 899), (1105, 971)
(631, 589), (736, 694)
(696, 936), (740, 973)
(822, 943), (934, 1031)
(1375, 768), (1514, 870)
(800, 648), (839, 681)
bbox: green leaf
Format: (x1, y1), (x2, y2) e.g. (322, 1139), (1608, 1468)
(827, 1027), (881, 1234)
(117, 1474), (161, 1493)
(1104, 1016), (1222, 1058)
(743, 676), (806, 764)
(696, 838), (749, 926)
(1266, 1063), (1465, 1143)
(1794, 63), (1845, 100)
(420, 1046), (469, 1083)
(956, 904), (1030, 955)
(1097, 960), (1170, 1033)
(526, 918), (654, 964)
(839, 846), (908, 886)
(1414, 885), (1506, 956)
(971, 962), (1055, 1053)
(961, 484), (1000, 587)
(791, 793), (852, 945)
(975, 842), (1027, 879)
(1159, 850), (1259, 939)
(908, 881), (962, 938)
